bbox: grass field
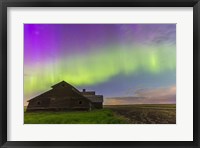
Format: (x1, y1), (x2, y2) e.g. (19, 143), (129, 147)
(24, 104), (176, 124)
(24, 109), (127, 124)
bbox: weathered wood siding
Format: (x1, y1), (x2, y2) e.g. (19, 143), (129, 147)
(26, 81), (103, 112)
(27, 84), (90, 112)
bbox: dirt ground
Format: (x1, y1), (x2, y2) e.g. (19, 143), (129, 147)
(104, 104), (176, 124)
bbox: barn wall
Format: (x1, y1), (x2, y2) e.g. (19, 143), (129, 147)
(92, 102), (103, 109)
(48, 97), (90, 110)
(69, 97), (90, 110)
(26, 98), (51, 111)
(49, 87), (90, 110)
(27, 86), (91, 111)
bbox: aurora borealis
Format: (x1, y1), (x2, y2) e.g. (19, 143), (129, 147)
(24, 24), (176, 105)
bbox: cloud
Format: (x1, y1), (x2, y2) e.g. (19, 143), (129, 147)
(104, 97), (145, 105)
(104, 85), (176, 105)
(134, 85), (176, 98)
(120, 24), (176, 46)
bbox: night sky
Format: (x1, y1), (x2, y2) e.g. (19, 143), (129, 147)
(24, 24), (176, 105)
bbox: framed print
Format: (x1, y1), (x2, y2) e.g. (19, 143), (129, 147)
(0, 0), (200, 147)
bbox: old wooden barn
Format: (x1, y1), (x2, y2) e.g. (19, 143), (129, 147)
(26, 81), (103, 112)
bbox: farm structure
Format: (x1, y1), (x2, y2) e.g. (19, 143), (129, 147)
(26, 81), (103, 112)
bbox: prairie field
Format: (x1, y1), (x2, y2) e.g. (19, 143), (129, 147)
(24, 104), (176, 124)
(104, 104), (176, 124)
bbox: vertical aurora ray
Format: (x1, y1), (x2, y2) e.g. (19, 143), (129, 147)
(24, 24), (176, 105)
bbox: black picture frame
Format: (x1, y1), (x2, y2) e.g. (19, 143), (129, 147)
(0, 0), (199, 147)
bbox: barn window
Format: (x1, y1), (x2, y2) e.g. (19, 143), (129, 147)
(62, 84), (65, 87)
(79, 101), (82, 104)
(37, 101), (41, 105)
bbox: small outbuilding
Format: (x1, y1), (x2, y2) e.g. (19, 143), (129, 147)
(26, 81), (103, 112)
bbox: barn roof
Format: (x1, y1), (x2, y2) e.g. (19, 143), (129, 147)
(27, 81), (103, 103)
(51, 81), (84, 95)
(51, 81), (76, 89)
(28, 81), (86, 102)
(27, 89), (52, 102)
(51, 80), (68, 87)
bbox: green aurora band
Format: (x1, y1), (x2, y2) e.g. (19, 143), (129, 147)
(24, 44), (176, 99)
